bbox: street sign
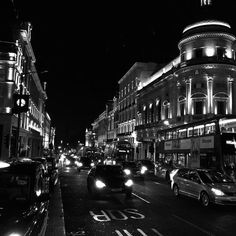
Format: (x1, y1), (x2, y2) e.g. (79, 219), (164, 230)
(12, 94), (29, 113)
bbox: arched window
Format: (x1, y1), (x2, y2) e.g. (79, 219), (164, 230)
(191, 93), (206, 115)
(214, 92), (228, 115)
(163, 100), (170, 119)
(178, 96), (186, 116)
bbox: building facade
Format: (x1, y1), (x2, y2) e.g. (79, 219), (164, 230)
(136, 19), (236, 166)
(0, 21), (50, 160)
(117, 62), (158, 160)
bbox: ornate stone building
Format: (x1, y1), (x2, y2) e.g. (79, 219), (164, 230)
(136, 19), (236, 163)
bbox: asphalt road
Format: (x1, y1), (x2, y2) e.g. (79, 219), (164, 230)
(60, 166), (236, 236)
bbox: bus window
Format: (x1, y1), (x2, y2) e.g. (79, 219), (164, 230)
(194, 125), (204, 136)
(173, 130), (178, 139)
(166, 131), (172, 140)
(205, 122), (215, 134)
(179, 129), (187, 138)
(188, 127), (193, 137)
(219, 118), (236, 133)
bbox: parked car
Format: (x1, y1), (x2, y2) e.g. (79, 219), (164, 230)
(171, 167), (236, 207)
(87, 164), (133, 198)
(0, 159), (50, 235)
(76, 156), (95, 173)
(45, 156), (59, 189)
(155, 161), (182, 181)
(120, 161), (144, 179)
(136, 159), (155, 176)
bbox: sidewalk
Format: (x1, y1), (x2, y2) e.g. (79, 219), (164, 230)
(45, 179), (66, 236)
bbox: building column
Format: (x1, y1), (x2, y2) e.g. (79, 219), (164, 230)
(185, 77), (192, 114)
(177, 81), (181, 116)
(207, 75), (213, 114)
(227, 76), (234, 114)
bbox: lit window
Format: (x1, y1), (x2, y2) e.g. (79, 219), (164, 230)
(225, 48), (232, 58)
(205, 47), (215, 57)
(186, 50), (192, 60)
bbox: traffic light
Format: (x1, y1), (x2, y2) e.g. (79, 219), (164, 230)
(12, 94), (29, 114)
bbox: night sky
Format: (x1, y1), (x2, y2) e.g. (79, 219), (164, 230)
(10, 0), (236, 146)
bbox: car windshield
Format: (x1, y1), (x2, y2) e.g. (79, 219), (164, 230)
(140, 160), (153, 166)
(123, 162), (137, 168)
(96, 165), (124, 177)
(0, 172), (31, 204)
(198, 170), (234, 184)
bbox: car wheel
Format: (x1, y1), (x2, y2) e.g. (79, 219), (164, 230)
(173, 184), (179, 197)
(200, 191), (210, 207)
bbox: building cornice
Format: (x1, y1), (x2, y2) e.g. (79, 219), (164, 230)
(178, 33), (236, 49)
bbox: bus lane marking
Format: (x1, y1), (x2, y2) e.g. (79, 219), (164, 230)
(132, 193), (150, 204)
(151, 228), (164, 236)
(172, 214), (214, 236)
(137, 228), (148, 236)
(115, 228), (164, 236)
(89, 208), (145, 222)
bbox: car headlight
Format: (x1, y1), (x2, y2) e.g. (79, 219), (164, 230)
(141, 166), (147, 174)
(95, 180), (106, 189)
(8, 233), (22, 236)
(90, 162), (95, 167)
(76, 161), (83, 167)
(65, 159), (70, 165)
(211, 188), (225, 196)
(124, 169), (131, 175)
(125, 179), (133, 187)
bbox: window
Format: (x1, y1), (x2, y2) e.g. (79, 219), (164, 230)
(194, 100), (203, 115)
(216, 101), (226, 115)
(195, 48), (203, 58)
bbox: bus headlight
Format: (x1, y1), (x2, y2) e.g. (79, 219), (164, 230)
(125, 179), (133, 187)
(124, 169), (131, 175)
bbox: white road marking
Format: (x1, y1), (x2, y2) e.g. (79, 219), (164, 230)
(123, 229), (133, 236)
(132, 193), (150, 204)
(115, 230), (123, 236)
(151, 228), (164, 236)
(172, 214), (214, 236)
(137, 228), (148, 236)
(154, 182), (162, 185)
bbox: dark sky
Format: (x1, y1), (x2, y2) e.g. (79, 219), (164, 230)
(11, 0), (236, 146)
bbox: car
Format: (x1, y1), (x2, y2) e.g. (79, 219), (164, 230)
(76, 156), (95, 172)
(0, 159), (50, 236)
(65, 154), (77, 167)
(136, 159), (155, 176)
(171, 167), (236, 207)
(155, 161), (182, 181)
(87, 164), (133, 198)
(120, 161), (144, 179)
(45, 156), (59, 189)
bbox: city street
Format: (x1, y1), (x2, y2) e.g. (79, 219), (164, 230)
(60, 166), (236, 236)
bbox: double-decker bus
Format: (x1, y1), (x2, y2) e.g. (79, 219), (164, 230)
(104, 140), (133, 163)
(155, 115), (236, 179)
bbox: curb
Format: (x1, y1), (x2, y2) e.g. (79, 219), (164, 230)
(45, 179), (66, 236)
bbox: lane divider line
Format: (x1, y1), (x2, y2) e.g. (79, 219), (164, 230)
(132, 193), (150, 204)
(123, 229), (133, 236)
(172, 214), (214, 236)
